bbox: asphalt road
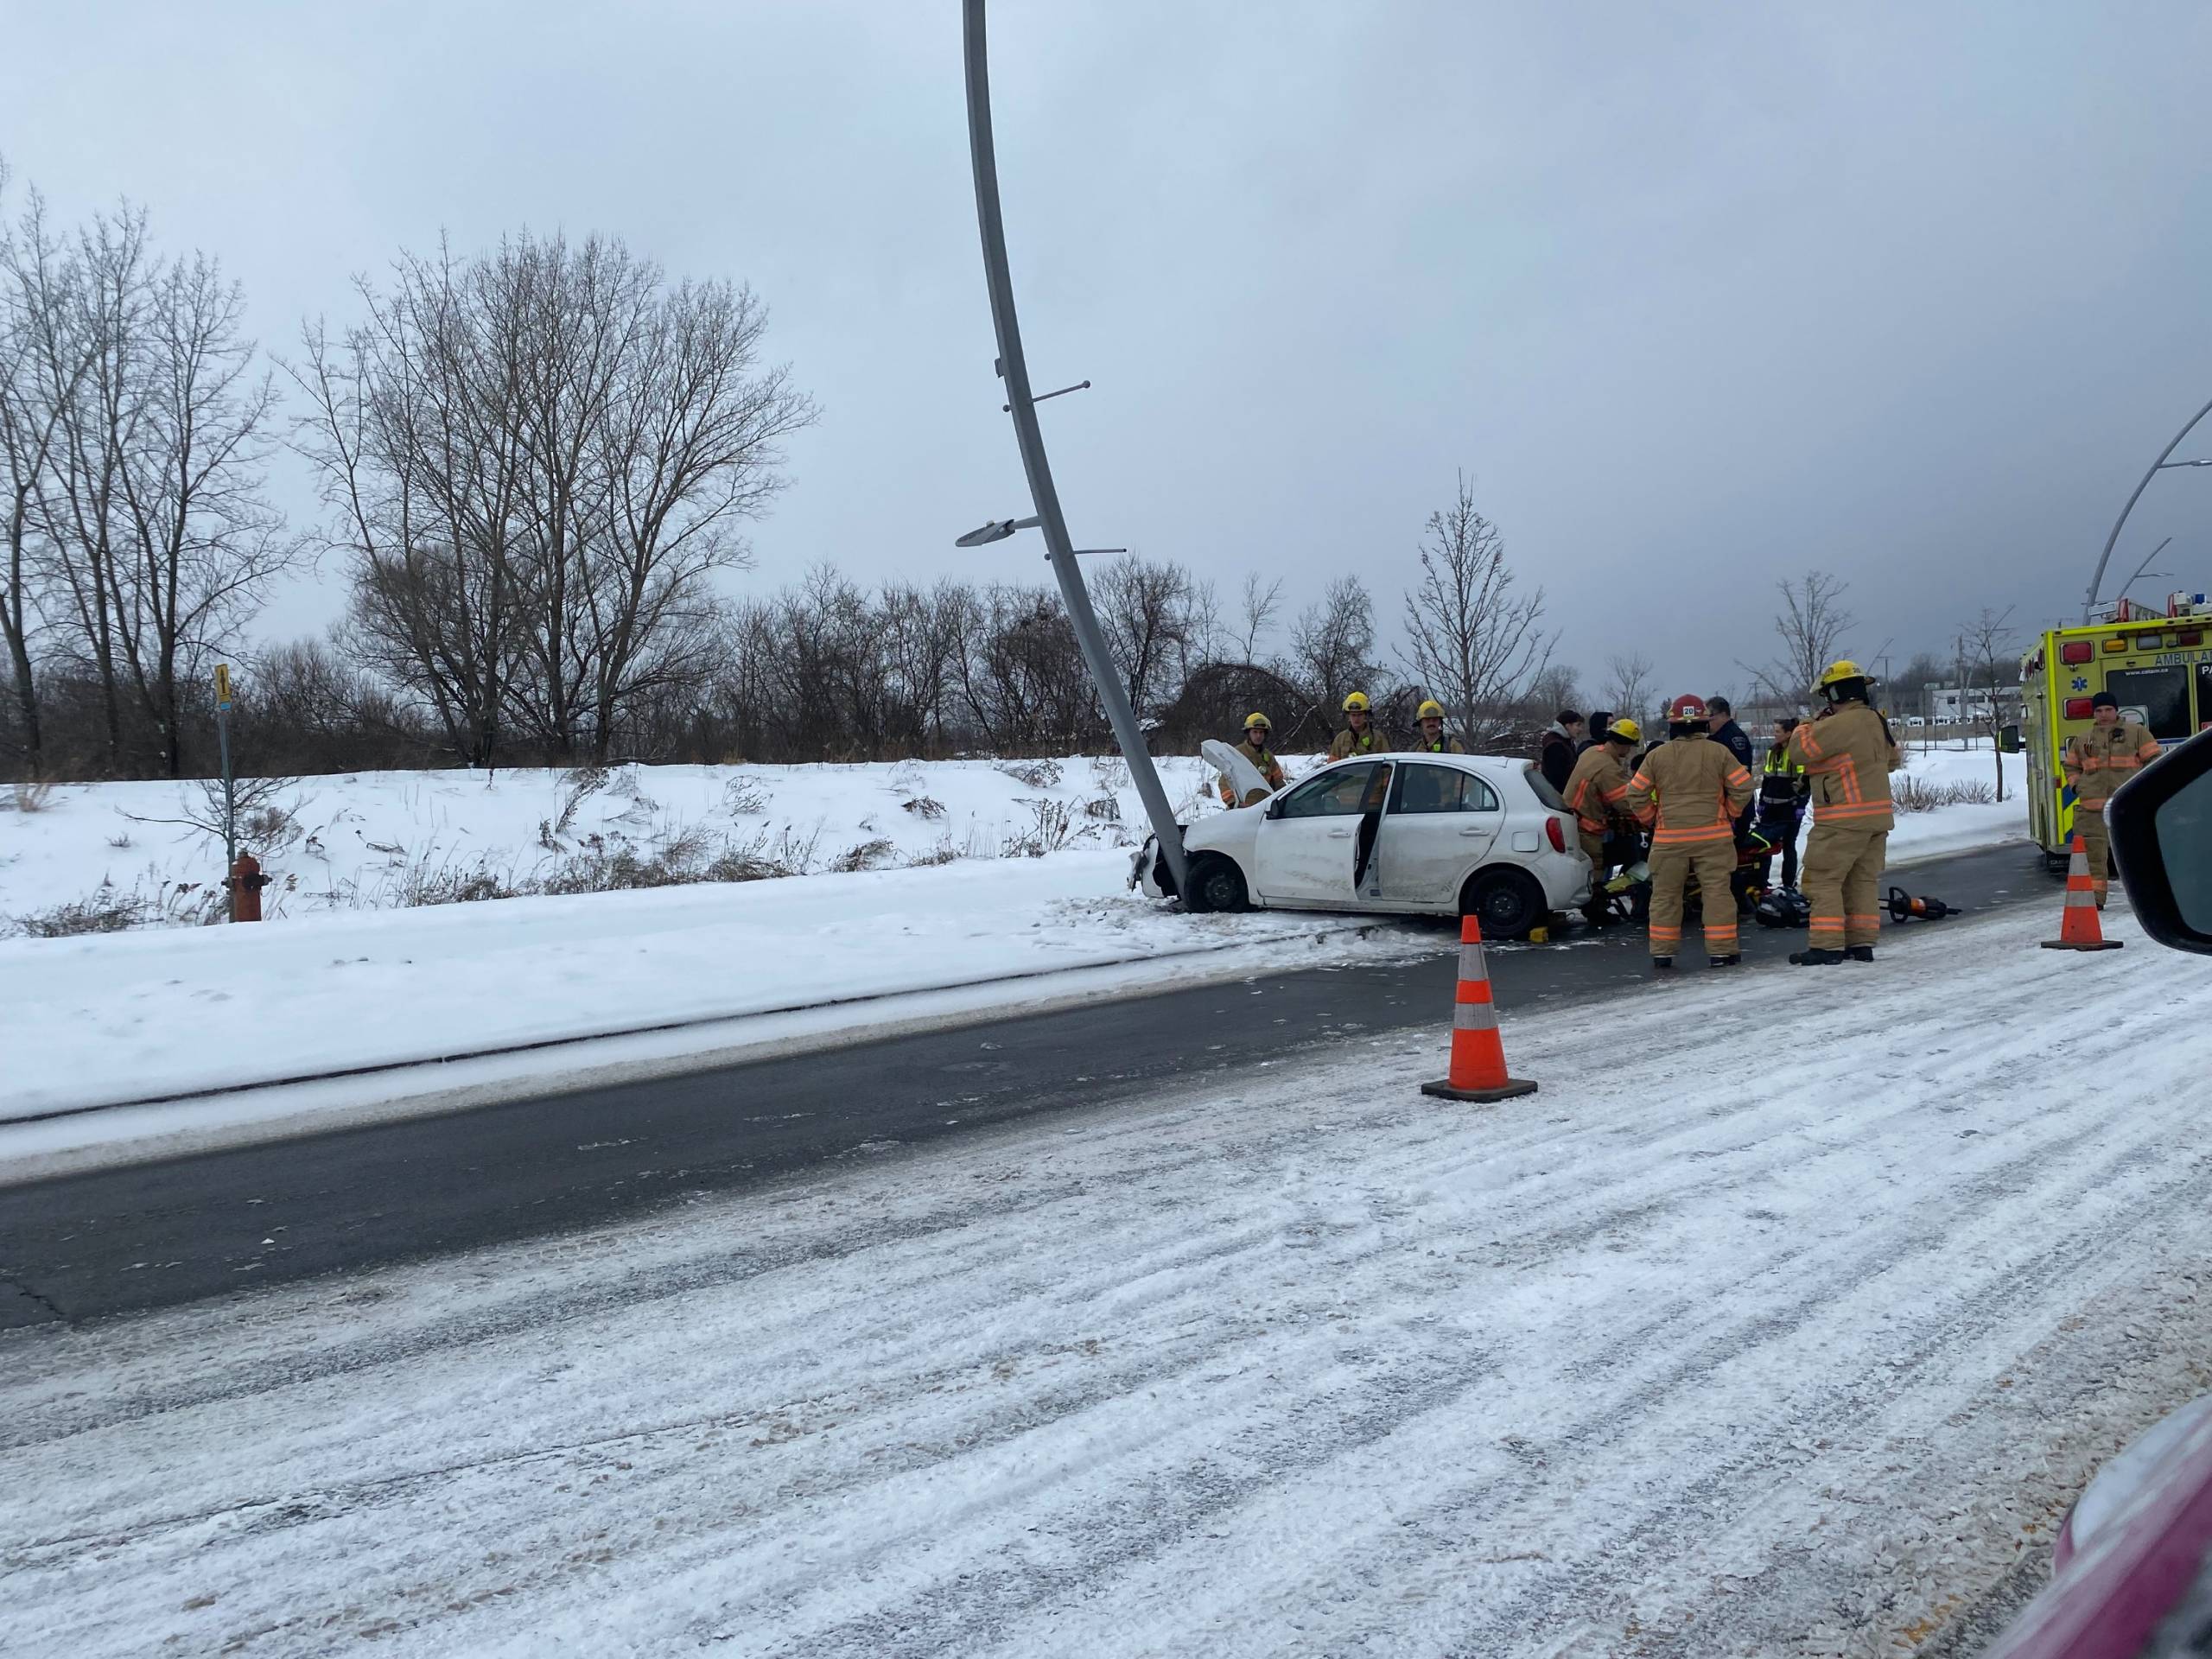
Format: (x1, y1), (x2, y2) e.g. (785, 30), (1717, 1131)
(0, 841), (2050, 1330)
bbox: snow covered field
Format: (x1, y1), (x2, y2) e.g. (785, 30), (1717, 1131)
(3, 898), (2203, 1658)
(0, 748), (2026, 1146)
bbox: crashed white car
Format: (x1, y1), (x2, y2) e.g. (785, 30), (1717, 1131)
(1133, 744), (1592, 938)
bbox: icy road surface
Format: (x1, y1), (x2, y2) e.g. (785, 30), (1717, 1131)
(5, 902), (2205, 1658)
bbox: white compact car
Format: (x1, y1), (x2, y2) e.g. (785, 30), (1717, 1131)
(1133, 749), (1593, 938)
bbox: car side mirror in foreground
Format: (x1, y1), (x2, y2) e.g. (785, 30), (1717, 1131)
(2110, 725), (2212, 956)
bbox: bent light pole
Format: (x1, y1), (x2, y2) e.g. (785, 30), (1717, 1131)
(961, 0), (1189, 897)
(2084, 393), (2212, 621)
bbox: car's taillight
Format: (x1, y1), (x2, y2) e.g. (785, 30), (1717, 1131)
(1547, 817), (1567, 854)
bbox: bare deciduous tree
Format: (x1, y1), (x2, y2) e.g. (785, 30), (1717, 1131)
(1094, 553), (1212, 719)
(1604, 652), (1657, 728)
(1740, 571), (1853, 711)
(292, 230), (814, 766)
(1233, 572), (1284, 662)
(1523, 663), (1583, 721)
(1955, 606), (2017, 800)
(27, 200), (300, 776)
(1291, 575), (1382, 719)
(0, 169), (102, 775)
(1399, 472), (1554, 746)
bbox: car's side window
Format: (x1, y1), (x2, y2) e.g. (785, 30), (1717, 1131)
(1388, 766), (1500, 815)
(1389, 763), (1464, 815)
(1276, 762), (1388, 819)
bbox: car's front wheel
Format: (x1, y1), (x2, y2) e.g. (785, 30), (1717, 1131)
(1183, 853), (1249, 914)
(1461, 866), (1544, 940)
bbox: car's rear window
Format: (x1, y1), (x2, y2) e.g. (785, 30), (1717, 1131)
(1522, 762), (1567, 811)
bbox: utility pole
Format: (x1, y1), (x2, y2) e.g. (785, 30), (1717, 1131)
(960, 0), (1188, 895)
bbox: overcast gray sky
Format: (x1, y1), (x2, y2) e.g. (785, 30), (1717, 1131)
(6, 0), (2209, 700)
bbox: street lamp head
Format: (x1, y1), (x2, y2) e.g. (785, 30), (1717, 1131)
(954, 514), (1040, 548)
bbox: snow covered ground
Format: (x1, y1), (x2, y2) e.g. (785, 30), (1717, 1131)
(0, 748), (2027, 1147)
(3, 898), (2204, 1658)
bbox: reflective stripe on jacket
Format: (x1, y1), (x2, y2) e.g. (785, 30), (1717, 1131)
(1624, 733), (1754, 846)
(1789, 704), (1900, 832)
(1758, 744), (1809, 812)
(1563, 744), (1632, 835)
(2063, 720), (2163, 811)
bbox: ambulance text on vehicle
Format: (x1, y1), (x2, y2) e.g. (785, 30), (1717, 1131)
(2020, 591), (2212, 866)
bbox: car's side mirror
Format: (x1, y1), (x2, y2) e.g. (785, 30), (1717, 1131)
(2111, 726), (2212, 955)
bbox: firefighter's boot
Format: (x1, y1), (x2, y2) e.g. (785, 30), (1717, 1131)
(1652, 956), (1674, 972)
(1790, 947), (1845, 967)
(1845, 945), (1875, 963)
(1709, 954), (1741, 969)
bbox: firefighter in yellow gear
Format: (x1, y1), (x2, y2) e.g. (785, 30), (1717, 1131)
(2062, 690), (2163, 906)
(1329, 690), (1386, 760)
(1412, 698), (1465, 754)
(1219, 711), (1288, 807)
(1626, 697), (1754, 969)
(1565, 717), (1640, 925)
(1786, 659), (1902, 964)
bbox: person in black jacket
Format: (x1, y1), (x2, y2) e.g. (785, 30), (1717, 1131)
(1706, 697), (1755, 771)
(1538, 709), (1584, 792)
(1578, 710), (1614, 754)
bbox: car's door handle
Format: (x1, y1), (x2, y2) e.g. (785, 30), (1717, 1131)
(1458, 827), (1486, 836)
(1328, 827), (1353, 838)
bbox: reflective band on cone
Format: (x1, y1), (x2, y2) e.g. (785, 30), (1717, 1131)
(2041, 832), (2124, 952)
(1422, 914), (1539, 1103)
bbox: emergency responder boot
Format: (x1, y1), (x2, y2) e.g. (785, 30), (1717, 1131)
(1709, 954), (1740, 969)
(1652, 956), (1674, 972)
(1789, 947), (1845, 966)
(1845, 945), (1875, 963)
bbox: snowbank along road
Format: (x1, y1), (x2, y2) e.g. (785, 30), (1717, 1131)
(5, 896), (2210, 1656)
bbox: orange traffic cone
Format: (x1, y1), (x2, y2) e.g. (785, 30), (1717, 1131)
(2040, 832), (2124, 952)
(1421, 914), (1540, 1103)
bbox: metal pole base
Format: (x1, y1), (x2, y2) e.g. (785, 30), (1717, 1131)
(1421, 1077), (1540, 1103)
(2040, 939), (2125, 951)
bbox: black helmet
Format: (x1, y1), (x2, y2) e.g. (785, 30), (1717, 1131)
(1754, 888), (1811, 930)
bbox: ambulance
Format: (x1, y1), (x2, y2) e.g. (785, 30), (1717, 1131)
(2020, 591), (2212, 868)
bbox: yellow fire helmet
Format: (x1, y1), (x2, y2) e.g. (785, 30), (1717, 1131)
(1415, 699), (1445, 721)
(1243, 711), (1272, 732)
(1816, 658), (1868, 690)
(1605, 717), (1642, 743)
(1342, 690), (1371, 713)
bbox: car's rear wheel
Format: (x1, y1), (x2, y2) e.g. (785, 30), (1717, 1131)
(1461, 866), (1544, 939)
(1183, 853), (1249, 914)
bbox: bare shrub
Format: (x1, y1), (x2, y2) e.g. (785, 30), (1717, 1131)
(4, 874), (221, 937)
(1891, 774), (1998, 813)
(556, 766), (612, 836)
(106, 832), (132, 849)
(397, 858), (520, 906)
(722, 775), (770, 817)
(1083, 794), (1121, 823)
(4, 780), (55, 812)
(10, 888), (145, 937)
(1002, 798), (1077, 859)
(827, 836), (897, 874)
(901, 794), (946, 822)
(905, 836), (963, 868)
(996, 759), (1063, 790)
